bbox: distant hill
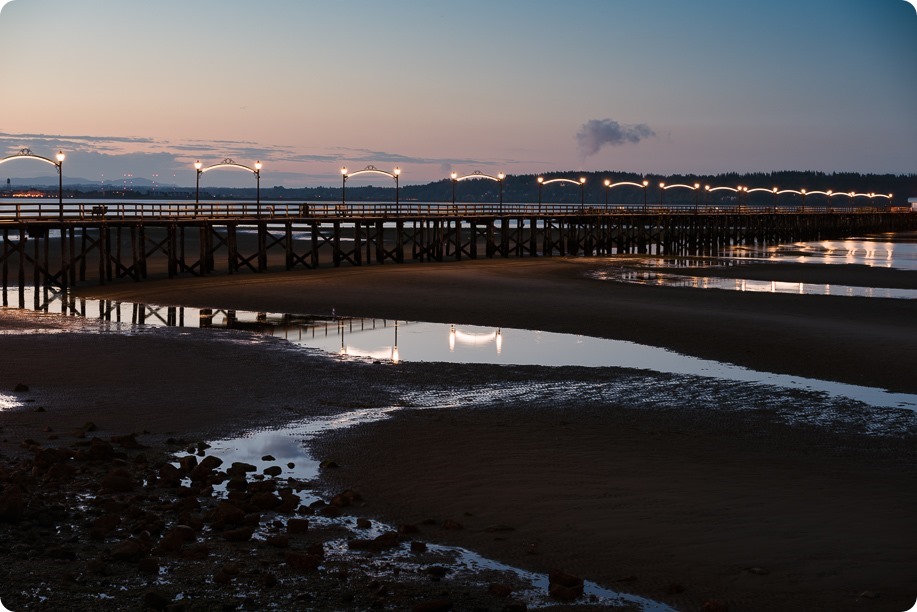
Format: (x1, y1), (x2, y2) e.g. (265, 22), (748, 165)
(5, 171), (915, 206)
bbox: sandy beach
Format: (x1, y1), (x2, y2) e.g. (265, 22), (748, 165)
(1, 255), (915, 611)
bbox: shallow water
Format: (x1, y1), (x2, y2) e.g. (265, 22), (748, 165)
(595, 268), (917, 300)
(5, 285), (916, 411)
(725, 234), (917, 271)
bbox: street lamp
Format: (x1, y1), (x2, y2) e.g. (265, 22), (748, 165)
(451, 172), (458, 207)
(579, 177), (586, 210)
(56, 150), (65, 219)
(659, 182), (665, 209)
(498, 172), (505, 214)
(604, 179), (610, 210)
(537, 176), (544, 211)
(254, 160), (262, 217)
(394, 167), (401, 215)
(341, 166), (348, 211)
(642, 179), (649, 213)
(194, 160), (203, 213)
(693, 182), (700, 214)
(801, 188), (807, 212)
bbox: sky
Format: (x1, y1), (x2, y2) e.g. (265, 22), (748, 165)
(0, 0), (915, 188)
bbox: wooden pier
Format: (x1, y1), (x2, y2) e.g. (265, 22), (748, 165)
(1, 202), (915, 299)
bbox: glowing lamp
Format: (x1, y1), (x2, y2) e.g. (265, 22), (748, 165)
(56, 151), (65, 163)
(254, 161), (262, 171)
(341, 166), (348, 175)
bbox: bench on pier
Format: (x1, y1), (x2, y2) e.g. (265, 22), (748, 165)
(90, 205), (108, 218)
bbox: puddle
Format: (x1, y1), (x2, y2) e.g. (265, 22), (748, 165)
(596, 268), (917, 300)
(724, 234), (917, 271)
(5, 285), (916, 410)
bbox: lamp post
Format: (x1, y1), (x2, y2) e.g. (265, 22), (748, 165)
(772, 187), (778, 213)
(451, 172), (458, 208)
(659, 182), (665, 209)
(56, 150), (65, 220)
(604, 179), (610, 210)
(693, 182), (700, 214)
(255, 160), (262, 218)
(537, 176), (544, 212)
(394, 167), (401, 215)
(498, 172), (505, 214)
(341, 166), (348, 211)
(194, 160), (202, 214)
(801, 188), (806, 212)
(642, 179), (649, 213)
(579, 177), (586, 211)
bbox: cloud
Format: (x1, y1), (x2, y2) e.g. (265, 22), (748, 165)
(575, 119), (655, 157)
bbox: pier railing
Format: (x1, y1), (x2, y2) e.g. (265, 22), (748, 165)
(0, 200), (900, 221)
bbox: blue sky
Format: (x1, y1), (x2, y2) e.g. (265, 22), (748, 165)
(0, 0), (914, 187)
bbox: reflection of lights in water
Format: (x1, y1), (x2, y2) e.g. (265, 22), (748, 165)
(449, 326), (504, 354)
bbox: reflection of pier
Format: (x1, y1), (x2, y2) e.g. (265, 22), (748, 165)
(1, 206), (914, 295)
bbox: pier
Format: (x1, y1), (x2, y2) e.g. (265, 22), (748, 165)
(1, 202), (914, 300)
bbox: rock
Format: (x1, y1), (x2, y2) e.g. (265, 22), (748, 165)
(159, 525), (197, 552)
(227, 462), (257, 477)
(100, 468), (136, 493)
(84, 439), (116, 462)
(410, 541), (427, 554)
(287, 518), (309, 534)
(221, 526), (255, 542)
(858, 591), (879, 600)
(13, 383), (29, 392)
(746, 566), (769, 576)
(548, 569), (584, 601)
(398, 523), (419, 534)
(207, 501), (246, 528)
(666, 583), (685, 595)
(138, 557), (160, 575)
(90, 514), (122, 539)
(285, 552), (321, 573)
(261, 455), (275, 461)
(331, 489), (361, 507)
(319, 459), (339, 469)
(348, 531), (401, 553)
(441, 519), (463, 530)
(111, 433), (144, 449)
(251, 491), (282, 511)
(356, 517), (372, 529)
(111, 538), (148, 561)
(425, 565), (449, 579)
(263, 466), (282, 477)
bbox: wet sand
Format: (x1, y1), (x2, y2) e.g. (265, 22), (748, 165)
(2, 256), (916, 611)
